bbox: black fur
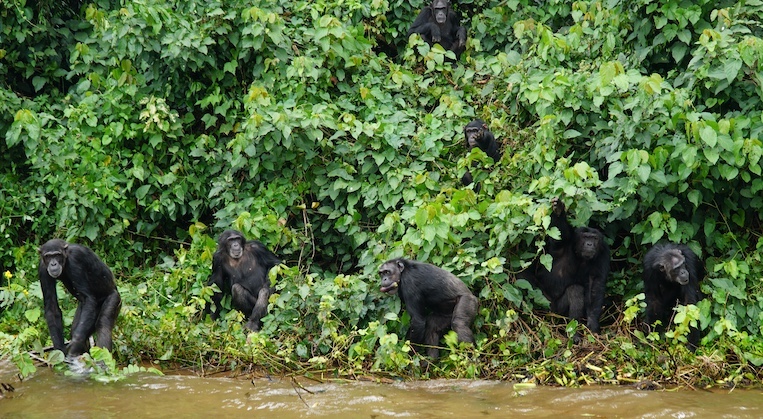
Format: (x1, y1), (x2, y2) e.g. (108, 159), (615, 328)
(379, 258), (478, 358)
(39, 239), (121, 357)
(461, 119), (501, 188)
(205, 230), (280, 331)
(407, 0), (467, 59)
(643, 242), (704, 349)
(526, 198), (609, 340)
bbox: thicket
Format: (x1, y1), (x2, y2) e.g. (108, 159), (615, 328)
(2, 0), (763, 387)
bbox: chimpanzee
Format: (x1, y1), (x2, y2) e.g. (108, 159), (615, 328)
(642, 242), (704, 349)
(407, 0), (467, 59)
(38, 239), (121, 358)
(205, 230), (280, 332)
(379, 258), (478, 358)
(526, 198), (609, 340)
(461, 119), (502, 188)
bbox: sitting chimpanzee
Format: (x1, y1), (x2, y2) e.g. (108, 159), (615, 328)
(38, 239), (121, 358)
(642, 242), (705, 349)
(461, 119), (502, 188)
(526, 198), (609, 340)
(407, 0), (467, 59)
(205, 230), (280, 332)
(379, 258), (478, 358)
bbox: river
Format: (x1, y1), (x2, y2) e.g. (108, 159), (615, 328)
(1, 365), (762, 417)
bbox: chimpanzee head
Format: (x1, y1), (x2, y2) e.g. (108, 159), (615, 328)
(431, 0), (450, 24)
(464, 119), (486, 149)
(219, 230), (245, 259)
(379, 260), (404, 295)
(40, 239), (69, 279)
(656, 249), (689, 285)
(575, 228), (602, 260)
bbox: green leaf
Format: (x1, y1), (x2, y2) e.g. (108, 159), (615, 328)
(136, 185), (151, 200)
(700, 126), (717, 148)
(24, 308), (41, 322)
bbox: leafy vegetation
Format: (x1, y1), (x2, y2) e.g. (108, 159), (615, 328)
(2, 0), (763, 387)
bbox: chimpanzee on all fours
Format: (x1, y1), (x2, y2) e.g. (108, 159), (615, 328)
(205, 230), (280, 332)
(642, 242), (705, 349)
(38, 239), (121, 358)
(407, 0), (467, 59)
(379, 258), (478, 358)
(461, 119), (501, 188)
(525, 198), (610, 341)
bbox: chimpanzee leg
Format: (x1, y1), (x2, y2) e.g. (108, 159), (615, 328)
(451, 294), (478, 343)
(424, 314), (451, 359)
(555, 285), (584, 320)
(232, 284), (270, 331)
(94, 290), (121, 352)
(555, 285), (585, 343)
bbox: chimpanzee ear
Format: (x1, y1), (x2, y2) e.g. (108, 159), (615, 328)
(396, 260), (405, 272)
(62, 243), (69, 256)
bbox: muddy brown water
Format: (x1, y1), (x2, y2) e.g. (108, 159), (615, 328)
(1, 365), (763, 418)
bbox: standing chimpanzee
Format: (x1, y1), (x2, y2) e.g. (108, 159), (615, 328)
(407, 0), (467, 59)
(205, 230), (280, 332)
(526, 198), (609, 340)
(642, 242), (704, 349)
(38, 239), (121, 358)
(461, 119), (502, 188)
(379, 258), (478, 358)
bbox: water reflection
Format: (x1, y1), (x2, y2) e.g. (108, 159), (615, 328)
(1, 368), (762, 418)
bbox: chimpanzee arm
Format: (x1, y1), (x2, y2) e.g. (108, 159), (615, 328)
(40, 275), (66, 352)
(680, 246), (703, 305)
(205, 255), (225, 319)
(455, 25), (467, 48)
(550, 198), (574, 244)
(67, 295), (99, 356)
(584, 253), (609, 333)
(407, 8), (433, 36)
(405, 298), (428, 347)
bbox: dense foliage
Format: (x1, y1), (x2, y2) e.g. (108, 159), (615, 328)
(3, 0), (763, 386)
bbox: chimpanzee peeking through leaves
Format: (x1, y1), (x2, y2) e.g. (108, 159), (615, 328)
(379, 258), (478, 358)
(407, 0), (467, 59)
(205, 230), (280, 332)
(526, 198), (609, 341)
(38, 239), (121, 358)
(461, 119), (501, 188)
(642, 242), (704, 349)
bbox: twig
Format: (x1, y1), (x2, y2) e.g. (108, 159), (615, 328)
(290, 376), (312, 409)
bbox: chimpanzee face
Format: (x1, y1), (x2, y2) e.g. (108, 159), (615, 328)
(379, 261), (403, 295)
(227, 236), (244, 259)
(432, 0), (449, 24)
(659, 250), (689, 285)
(465, 126), (483, 149)
(42, 248), (67, 278)
(576, 231), (601, 260)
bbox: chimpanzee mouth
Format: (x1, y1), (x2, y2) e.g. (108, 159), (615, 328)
(380, 283), (399, 294)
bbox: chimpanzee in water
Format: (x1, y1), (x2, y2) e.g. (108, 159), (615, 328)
(407, 0), (467, 59)
(642, 242), (705, 350)
(526, 198), (609, 341)
(461, 119), (502, 188)
(205, 230), (280, 332)
(38, 239), (121, 358)
(379, 258), (478, 358)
